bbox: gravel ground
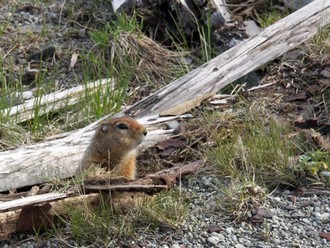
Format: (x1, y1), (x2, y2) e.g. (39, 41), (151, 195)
(2, 175), (330, 247)
(178, 178), (330, 248)
(116, 176), (330, 248)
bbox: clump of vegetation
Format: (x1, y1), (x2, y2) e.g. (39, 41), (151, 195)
(255, 9), (289, 28)
(60, 190), (188, 245)
(219, 180), (267, 220)
(87, 12), (188, 89)
(248, 1), (293, 29)
(298, 150), (329, 180)
(202, 99), (329, 218)
(0, 123), (34, 150)
(206, 107), (297, 187)
(309, 27), (330, 55)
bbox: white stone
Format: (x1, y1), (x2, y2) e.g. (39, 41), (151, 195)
(244, 20), (263, 37)
(314, 212), (330, 221)
(235, 244), (246, 248)
(207, 236), (220, 245)
(225, 227), (234, 234)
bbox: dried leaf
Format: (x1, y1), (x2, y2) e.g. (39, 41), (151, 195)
(283, 91), (307, 101)
(156, 139), (185, 150)
(320, 232), (330, 241)
(159, 147), (176, 157)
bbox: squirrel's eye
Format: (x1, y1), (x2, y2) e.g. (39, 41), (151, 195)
(116, 123), (128, 130)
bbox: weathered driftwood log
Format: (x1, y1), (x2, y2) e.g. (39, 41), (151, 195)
(3, 79), (112, 123)
(0, 160), (203, 240)
(124, 0), (330, 117)
(0, 0), (329, 192)
(0, 115), (190, 193)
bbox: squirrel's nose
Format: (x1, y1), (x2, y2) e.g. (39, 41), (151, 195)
(143, 130), (147, 136)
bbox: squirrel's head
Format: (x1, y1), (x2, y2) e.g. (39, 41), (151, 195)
(98, 116), (147, 152)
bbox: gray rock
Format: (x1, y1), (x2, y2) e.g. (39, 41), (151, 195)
(302, 218), (311, 224)
(22, 91), (33, 100)
(273, 238), (281, 245)
(21, 243), (35, 248)
(209, 12), (225, 29)
(256, 241), (267, 248)
(257, 207), (275, 218)
(245, 240), (253, 247)
(225, 227), (234, 234)
(165, 120), (180, 130)
(244, 20), (263, 37)
(320, 171), (330, 178)
(283, 0), (313, 11)
(207, 236), (220, 245)
(281, 223), (289, 231)
(297, 228), (302, 234)
(210, 232), (225, 241)
(314, 212), (330, 221)
(321, 238), (328, 245)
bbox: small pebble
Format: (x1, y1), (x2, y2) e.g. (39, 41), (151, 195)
(207, 236), (220, 245)
(225, 227), (234, 234)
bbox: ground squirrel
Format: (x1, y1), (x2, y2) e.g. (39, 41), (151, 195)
(78, 116), (147, 180)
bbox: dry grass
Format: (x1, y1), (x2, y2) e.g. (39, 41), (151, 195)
(58, 189), (188, 245)
(90, 30), (189, 89)
(0, 123), (34, 150)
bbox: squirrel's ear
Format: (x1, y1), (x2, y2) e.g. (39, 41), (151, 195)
(101, 124), (108, 133)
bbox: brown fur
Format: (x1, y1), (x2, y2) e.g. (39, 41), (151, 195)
(78, 116), (147, 179)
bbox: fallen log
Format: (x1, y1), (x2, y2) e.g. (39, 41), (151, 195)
(0, 0), (329, 192)
(125, 0), (330, 117)
(0, 115), (190, 192)
(3, 78), (112, 123)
